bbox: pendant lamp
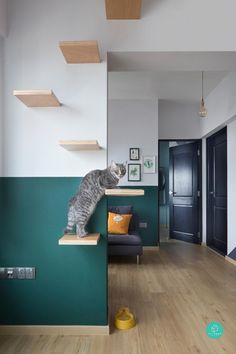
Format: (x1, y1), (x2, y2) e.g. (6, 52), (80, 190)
(199, 71), (207, 117)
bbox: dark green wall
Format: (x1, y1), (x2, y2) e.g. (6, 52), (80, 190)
(108, 186), (158, 246)
(0, 178), (107, 325)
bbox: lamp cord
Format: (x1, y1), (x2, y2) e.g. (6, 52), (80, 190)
(202, 71), (204, 99)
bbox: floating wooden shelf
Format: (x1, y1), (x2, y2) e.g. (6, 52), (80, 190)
(59, 41), (100, 63)
(105, 0), (141, 19)
(105, 189), (145, 196)
(59, 233), (100, 245)
(59, 140), (100, 151)
(13, 90), (61, 107)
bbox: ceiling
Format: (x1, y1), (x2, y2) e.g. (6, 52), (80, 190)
(108, 52), (236, 102)
(108, 52), (236, 72)
(108, 71), (227, 102)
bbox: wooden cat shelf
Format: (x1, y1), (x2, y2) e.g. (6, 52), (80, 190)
(105, 0), (142, 19)
(59, 233), (100, 245)
(105, 189), (145, 196)
(13, 90), (61, 107)
(59, 41), (100, 63)
(59, 140), (101, 151)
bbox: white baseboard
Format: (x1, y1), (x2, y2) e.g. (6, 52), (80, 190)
(202, 243), (224, 258)
(225, 256), (236, 266)
(159, 224), (169, 229)
(0, 325), (110, 336)
(143, 246), (160, 251)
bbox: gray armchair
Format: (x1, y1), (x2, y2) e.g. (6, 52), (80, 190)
(108, 205), (143, 264)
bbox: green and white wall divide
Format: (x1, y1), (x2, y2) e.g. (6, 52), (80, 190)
(3, 0), (236, 335)
(0, 0), (108, 333)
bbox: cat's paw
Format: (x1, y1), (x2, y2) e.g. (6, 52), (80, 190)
(76, 231), (88, 238)
(64, 228), (74, 235)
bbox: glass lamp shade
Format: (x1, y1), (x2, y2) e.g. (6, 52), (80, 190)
(199, 97), (207, 117)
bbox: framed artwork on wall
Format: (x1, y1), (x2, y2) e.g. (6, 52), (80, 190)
(143, 156), (156, 173)
(129, 148), (140, 160)
(128, 164), (141, 181)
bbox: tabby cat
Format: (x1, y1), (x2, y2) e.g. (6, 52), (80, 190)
(64, 161), (126, 237)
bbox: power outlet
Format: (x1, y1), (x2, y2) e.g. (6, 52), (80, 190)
(0, 267), (36, 279)
(25, 267), (35, 279)
(139, 222), (147, 228)
(17, 268), (25, 279)
(7, 268), (14, 279)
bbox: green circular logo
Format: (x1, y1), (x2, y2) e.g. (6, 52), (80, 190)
(206, 322), (224, 339)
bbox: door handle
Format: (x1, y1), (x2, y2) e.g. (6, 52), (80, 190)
(209, 191), (214, 195)
(169, 191), (177, 195)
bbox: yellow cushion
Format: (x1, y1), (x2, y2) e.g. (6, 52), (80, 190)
(108, 212), (132, 235)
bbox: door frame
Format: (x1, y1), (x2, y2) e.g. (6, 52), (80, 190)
(206, 126), (227, 255)
(158, 139), (202, 245)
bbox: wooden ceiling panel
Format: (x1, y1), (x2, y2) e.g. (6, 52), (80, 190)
(105, 0), (141, 20)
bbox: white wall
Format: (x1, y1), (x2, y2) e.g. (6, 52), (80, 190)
(6, 0), (233, 53)
(5, 0), (236, 177)
(4, 0), (107, 177)
(158, 100), (201, 139)
(108, 99), (158, 186)
(106, 0), (236, 52)
(0, 37), (3, 175)
(0, 0), (6, 175)
(0, 0), (7, 38)
(201, 71), (236, 137)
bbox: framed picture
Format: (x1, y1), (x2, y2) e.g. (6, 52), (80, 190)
(128, 164), (141, 181)
(143, 156), (156, 173)
(129, 148), (140, 161)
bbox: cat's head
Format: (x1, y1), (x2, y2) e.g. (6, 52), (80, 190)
(110, 161), (126, 179)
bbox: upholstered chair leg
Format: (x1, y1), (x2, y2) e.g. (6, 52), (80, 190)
(137, 255), (140, 265)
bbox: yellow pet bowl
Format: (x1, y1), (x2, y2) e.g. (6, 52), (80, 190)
(115, 307), (136, 330)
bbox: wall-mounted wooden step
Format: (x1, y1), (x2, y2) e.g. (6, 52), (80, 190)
(105, 189), (145, 196)
(59, 41), (100, 63)
(13, 90), (61, 107)
(59, 233), (100, 245)
(105, 0), (141, 19)
(59, 140), (101, 151)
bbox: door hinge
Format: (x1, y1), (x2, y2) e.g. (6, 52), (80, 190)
(197, 190), (200, 197)
(197, 149), (200, 156)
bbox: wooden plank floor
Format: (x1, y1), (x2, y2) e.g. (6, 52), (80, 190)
(0, 240), (236, 354)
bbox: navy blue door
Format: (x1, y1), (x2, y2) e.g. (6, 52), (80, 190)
(207, 127), (227, 255)
(169, 142), (201, 244)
